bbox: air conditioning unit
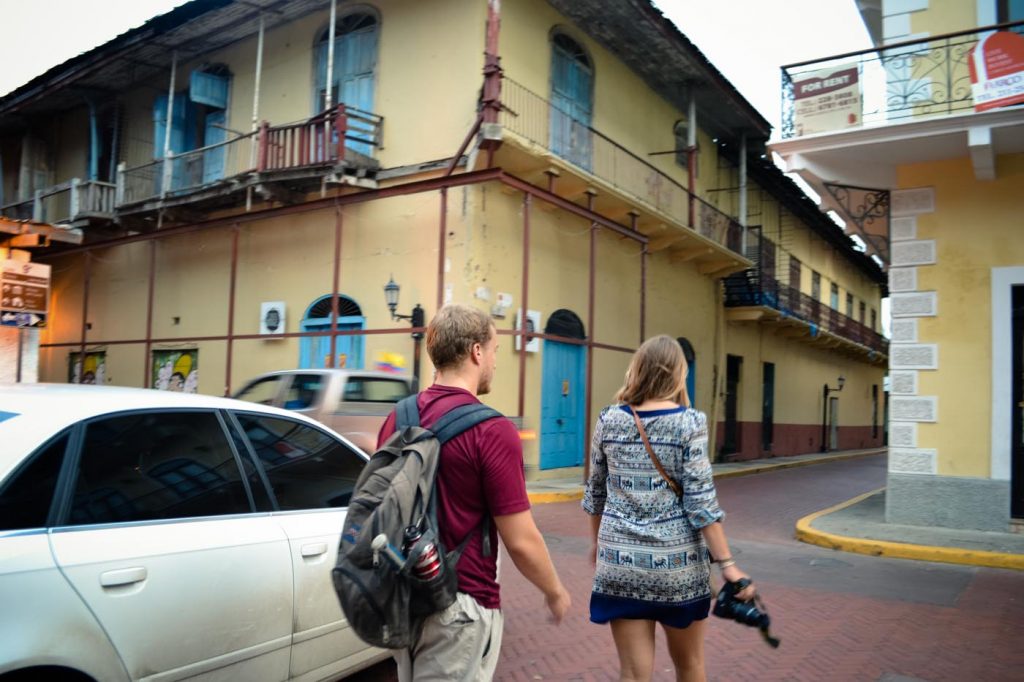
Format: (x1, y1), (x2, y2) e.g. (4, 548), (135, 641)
(260, 301), (286, 336)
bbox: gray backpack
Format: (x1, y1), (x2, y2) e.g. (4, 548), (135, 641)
(332, 395), (501, 649)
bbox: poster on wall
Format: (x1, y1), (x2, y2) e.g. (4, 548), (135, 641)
(69, 351), (106, 384)
(792, 64), (862, 136)
(515, 309), (541, 352)
(969, 30), (1024, 112)
(152, 349), (199, 393)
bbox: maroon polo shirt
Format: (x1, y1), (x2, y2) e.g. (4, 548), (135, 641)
(377, 384), (530, 610)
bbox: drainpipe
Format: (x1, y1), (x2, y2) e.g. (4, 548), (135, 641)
(162, 52), (177, 199)
(739, 134), (748, 255)
(225, 225), (239, 395)
(687, 96), (697, 227)
(482, 0), (502, 126)
(325, 0), (337, 111)
(518, 192), (530, 421)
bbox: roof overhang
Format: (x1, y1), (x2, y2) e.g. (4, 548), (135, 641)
(0, 216), (83, 248)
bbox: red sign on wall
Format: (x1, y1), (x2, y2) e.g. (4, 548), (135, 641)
(970, 30), (1024, 112)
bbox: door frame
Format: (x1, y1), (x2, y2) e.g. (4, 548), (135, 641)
(539, 339), (586, 470)
(722, 355), (742, 455)
(992, 268), (1024, 519)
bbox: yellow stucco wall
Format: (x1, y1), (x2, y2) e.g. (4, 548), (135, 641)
(900, 153), (1024, 477)
(909, 0), (978, 35)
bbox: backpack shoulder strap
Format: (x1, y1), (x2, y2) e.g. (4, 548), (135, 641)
(396, 394), (421, 430)
(430, 403), (503, 444)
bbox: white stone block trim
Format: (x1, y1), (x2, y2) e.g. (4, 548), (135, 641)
(890, 370), (918, 395)
(883, 13), (912, 40)
(891, 291), (937, 317)
(890, 395), (938, 422)
(890, 344), (938, 369)
(891, 187), (935, 216)
(890, 217), (917, 242)
(889, 421), (918, 448)
(889, 267), (918, 292)
(889, 447), (937, 475)
(991, 266), (1024, 481)
(890, 318), (919, 343)
(891, 240), (936, 267)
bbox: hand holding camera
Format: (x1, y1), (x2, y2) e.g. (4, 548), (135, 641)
(713, 571), (781, 649)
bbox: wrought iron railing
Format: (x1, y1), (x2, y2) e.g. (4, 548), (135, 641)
(500, 77), (743, 256)
(781, 21), (1024, 138)
(0, 179), (116, 223)
(724, 267), (887, 354)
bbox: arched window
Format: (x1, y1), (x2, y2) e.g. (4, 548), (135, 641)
(550, 31), (593, 170)
(315, 11), (378, 154)
(300, 294), (366, 369)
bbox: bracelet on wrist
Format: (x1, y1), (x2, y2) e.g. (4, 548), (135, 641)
(713, 555), (733, 564)
(717, 559), (737, 569)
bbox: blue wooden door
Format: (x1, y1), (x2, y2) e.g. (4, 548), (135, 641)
(540, 340), (586, 469)
(316, 15), (377, 156)
(550, 37), (592, 170)
(299, 317), (365, 369)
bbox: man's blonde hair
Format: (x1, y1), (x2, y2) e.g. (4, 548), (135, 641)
(615, 335), (690, 407)
(426, 304), (495, 371)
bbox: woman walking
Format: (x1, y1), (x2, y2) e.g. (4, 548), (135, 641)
(583, 335), (755, 682)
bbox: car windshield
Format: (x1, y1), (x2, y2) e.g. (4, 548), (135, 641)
(234, 376), (285, 405)
(282, 374), (324, 410)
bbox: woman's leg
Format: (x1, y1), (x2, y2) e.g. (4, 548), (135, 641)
(662, 619), (707, 682)
(610, 619), (657, 682)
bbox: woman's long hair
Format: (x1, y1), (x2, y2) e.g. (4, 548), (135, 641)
(615, 335), (690, 407)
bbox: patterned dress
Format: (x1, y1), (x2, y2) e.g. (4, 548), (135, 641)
(582, 404), (724, 627)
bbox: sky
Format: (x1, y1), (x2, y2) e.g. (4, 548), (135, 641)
(0, 0), (872, 133)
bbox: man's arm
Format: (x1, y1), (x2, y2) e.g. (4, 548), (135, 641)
(493, 510), (571, 623)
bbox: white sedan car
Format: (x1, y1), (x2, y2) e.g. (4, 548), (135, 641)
(0, 384), (388, 681)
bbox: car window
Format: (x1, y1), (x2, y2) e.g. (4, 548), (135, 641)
(282, 374), (323, 410)
(235, 376), (285, 405)
(235, 414), (365, 510)
(341, 377), (411, 404)
(68, 411), (252, 525)
(0, 433), (68, 531)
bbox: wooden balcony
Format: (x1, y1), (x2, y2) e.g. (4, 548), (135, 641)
(0, 179), (116, 228)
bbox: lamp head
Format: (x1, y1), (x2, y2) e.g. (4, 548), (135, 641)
(837, 375), (846, 391)
(384, 276), (400, 317)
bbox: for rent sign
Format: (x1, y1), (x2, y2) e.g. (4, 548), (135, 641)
(970, 30), (1024, 112)
(792, 65), (861, 136)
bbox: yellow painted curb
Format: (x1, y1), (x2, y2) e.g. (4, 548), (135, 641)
(713, 449), (885, 479)
(796, 488), (1024, 571)
(528, 490), (584, 504)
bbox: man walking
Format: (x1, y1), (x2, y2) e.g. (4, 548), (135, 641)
(377, 304), (571, 681)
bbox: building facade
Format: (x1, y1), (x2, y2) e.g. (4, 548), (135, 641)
(1, 0), (886, 478)
(772, 0), (1024, 530)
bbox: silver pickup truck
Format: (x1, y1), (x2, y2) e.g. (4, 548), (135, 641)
(233, 369), (414, 454)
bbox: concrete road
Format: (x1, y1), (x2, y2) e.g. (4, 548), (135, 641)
(349, 455), (1024, 681)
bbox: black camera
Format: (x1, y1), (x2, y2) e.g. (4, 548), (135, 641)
(713, 578), (780, 648)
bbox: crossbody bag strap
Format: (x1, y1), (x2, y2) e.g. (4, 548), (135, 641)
(629, 406), (684, 499)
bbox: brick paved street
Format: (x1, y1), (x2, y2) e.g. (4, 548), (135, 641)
(349, 455), (1024, 681)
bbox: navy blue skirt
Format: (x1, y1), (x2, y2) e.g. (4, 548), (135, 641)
(590, 592), (711, 629)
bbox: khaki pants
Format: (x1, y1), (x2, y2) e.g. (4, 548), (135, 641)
(394, 592), (504, 682)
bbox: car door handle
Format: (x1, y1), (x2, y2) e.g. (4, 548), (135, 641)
(100, 567), (148, 587)
(301, 543), (328, 558)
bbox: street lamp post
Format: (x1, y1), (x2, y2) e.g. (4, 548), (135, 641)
(383, 276), (425, 390)
(820, 375), (845, 452)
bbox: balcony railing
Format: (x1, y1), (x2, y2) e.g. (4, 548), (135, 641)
(118, 104), (384, 207)
(0, 179), (116, 224)
(780, 21), (1024, 138)
(500, 78), (743, 255)
(725, 268), (887, 354)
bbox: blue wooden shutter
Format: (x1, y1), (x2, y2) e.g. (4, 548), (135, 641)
(202, 110), (227, 183)
(189, 71), (230, 109)
(152, 94), (188, 159)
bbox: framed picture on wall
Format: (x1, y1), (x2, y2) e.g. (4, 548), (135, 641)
(68, 351), (106, 385)
(152, 349), (199, 393)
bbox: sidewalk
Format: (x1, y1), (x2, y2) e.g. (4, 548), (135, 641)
(797, 487), (1024, 570)
(525, 446), (885, 504)
(526, 446), (1024, 572)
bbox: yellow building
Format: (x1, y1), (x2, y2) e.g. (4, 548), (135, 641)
(0, 0), (886, 479)
(772, 0), (1024, 531)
